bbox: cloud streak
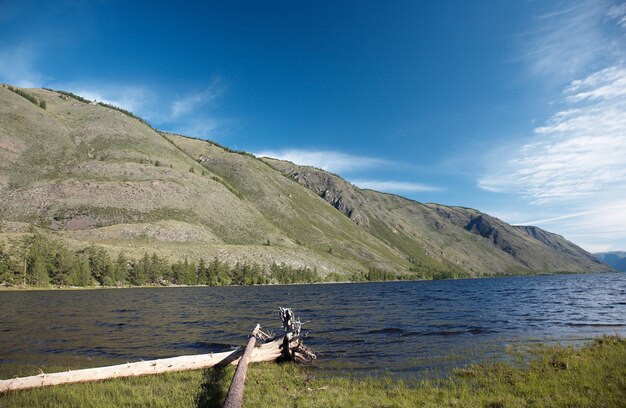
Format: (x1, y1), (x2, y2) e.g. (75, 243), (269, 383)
(351, 180), (441, 193)
(46, 80), (226, 139)
(0, 40), (226, 139)
(171, 80), (225, 119)
(517, 201), (626, 253)
(255, 149), (388, 173)
(169, 118), (219, 139)
(54, 82), (153, 114)
(516, 0), (620, 81)
(479, 63), (626, 242)
(0, 43), (43, 87)
(481, 65), (626, 204)
(608, 3), (626, 29)
(480, 2), (626, 251)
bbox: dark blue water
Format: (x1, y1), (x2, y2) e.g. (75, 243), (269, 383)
(1, 273), (624, 376)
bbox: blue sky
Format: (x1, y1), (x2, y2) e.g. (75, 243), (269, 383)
(1, 1), (625, 252)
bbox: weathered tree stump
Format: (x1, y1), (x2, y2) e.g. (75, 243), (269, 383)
(279, 307), (316, 364)
(222, 308), (315, 408)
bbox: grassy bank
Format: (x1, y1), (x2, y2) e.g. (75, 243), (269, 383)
(1, 336), (624, 407)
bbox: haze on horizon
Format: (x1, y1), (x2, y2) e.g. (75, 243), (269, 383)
(1, 0), (625, 252)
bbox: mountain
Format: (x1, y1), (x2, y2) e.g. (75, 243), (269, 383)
(0, 85), (612, 279)
(594, 252), (626, 272)
(263, 159), (609, 275)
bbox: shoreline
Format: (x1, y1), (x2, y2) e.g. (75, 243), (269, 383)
(2, 335), (624, 407)
(0, 269), (615, 292)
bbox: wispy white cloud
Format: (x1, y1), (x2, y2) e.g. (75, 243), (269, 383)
(564, 65), (626, 102)
(257, 149), (440, 195)
(0, 43), (152, 113)
(49, 80), (227, 136)
(255, 149), (387, 173)
(0, 43), (43, 87)
(0, 40), (228, 134)
(518, 209), (597, 226)
(168, 118), (219, 139)
(480, 65), (626, 220)
(480, 2), (626, 251)
(608, 2), (626, 29)
(574, 242), (614, 253)
(54, 82), (153, 114)
(351, 180), (441, 193)
(481, 66), (626, 204)
(516, 0), (620, 81)
(517, 201), (626, 252)
(171, 80), (225, 119)
(478, 65), (626, 249)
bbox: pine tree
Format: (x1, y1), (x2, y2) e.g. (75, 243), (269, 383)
(149, 253), (166, 284)
(130, 253), (150, 285)
(50, 246), (75, 286)
(0, 243), (16, 284)
(179, 257), (196, 285)
(26, 235), (50, 287)
(207, 258), (221, 286)
(197, 258), (208, 285)
(85, 245), (113, 285)
(115, 252), (129, 284)
(70, 257), (92, 286)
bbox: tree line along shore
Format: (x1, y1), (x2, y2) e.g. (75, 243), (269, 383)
(0, 232), (466, 289)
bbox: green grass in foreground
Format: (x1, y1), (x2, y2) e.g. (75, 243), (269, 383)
(1, 336), (624, 407)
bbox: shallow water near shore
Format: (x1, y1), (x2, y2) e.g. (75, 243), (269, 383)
(1, 272), (624, 377)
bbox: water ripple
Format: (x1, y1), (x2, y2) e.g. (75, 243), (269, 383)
(0, 272), (624, 376)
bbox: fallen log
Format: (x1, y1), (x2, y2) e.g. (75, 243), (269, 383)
(0, 337), (281, 393)
(0, 307), (315, 394)
(223, 324), (261, 408)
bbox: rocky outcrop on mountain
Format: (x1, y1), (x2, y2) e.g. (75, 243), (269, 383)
(272, 164), (369, 226)
(465, 215), (517, 257)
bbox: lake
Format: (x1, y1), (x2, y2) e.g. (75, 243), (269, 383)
(1, 272), (625, 377)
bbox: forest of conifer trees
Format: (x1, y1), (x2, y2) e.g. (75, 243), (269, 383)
(0, 232), (447, 288)
(0, 233), (323, 287)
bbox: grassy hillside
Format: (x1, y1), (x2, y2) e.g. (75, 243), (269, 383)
(0, 85), (409, 278)
(0, 86), (279, 262)
(163, 133), (413, 274)
(0, 84), (612, 283)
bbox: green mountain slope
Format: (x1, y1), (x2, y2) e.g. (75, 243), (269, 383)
(264, 158), (611, 275)
(0, 85), (612, 278)
(0, 86), (282, 262)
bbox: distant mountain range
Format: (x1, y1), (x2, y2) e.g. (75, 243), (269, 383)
(594, 252), (626, 272)
(0, 84), (613, 279)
